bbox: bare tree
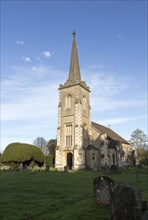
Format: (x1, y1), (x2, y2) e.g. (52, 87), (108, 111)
(130, 129), (148, 149)
(130, 129), (148, 165)
(33, 137), (48, 149)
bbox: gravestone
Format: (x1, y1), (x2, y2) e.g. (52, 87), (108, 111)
(93, 176), (114, 205)
(64, 165), (69, 172)
(23, 165), (28, 172)
(45, 165), (50, 172)
(111, 165), (117, 174)
(104, 165), (111, 174)
(92, 162), (97, 171)
(123, 164), (129, 171)
(110, 184), (142, 220)
(110, 165), (121, 174)
(136, 167), (141, 182)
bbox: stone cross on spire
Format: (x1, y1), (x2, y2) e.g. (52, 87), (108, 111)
(68, 31), (81, 82)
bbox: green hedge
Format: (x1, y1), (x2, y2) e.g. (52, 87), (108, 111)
(1, 142), (44, 167)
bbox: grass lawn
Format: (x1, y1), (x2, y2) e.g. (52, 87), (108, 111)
(0, 168), (148, 220)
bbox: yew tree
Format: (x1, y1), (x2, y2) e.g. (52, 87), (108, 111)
(1, 142), (44, 167)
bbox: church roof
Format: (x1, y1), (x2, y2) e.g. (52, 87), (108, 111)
(91, 121), (128, 144)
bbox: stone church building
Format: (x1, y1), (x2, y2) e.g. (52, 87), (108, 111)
(55, 32), (130, 170)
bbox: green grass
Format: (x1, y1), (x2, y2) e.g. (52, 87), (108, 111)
(0, 168), (148, 220)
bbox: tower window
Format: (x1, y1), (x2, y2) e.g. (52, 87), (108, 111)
(82, 96), (87, 109)
(65, 95), (71, 109)
(92, 152), (95, 160)
(65, 124), (72, 146)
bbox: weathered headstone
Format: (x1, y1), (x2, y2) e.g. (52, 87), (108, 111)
(110, 165), (121, 174)
(45, 165), (50, 172)
(64, 165), (69, 172)
(92, 162), (97, 171)
(93, 176), (114, 205)
(110, 184), (142, 220)
(136, 167), (141, 182)
(111, 165), (117, 174)
(123, 164), (129, 171)
(104, 165), (111, 174)
(23, 165), (28, 172)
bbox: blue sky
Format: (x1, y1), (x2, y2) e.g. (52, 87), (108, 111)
(1, 0), (147, 152)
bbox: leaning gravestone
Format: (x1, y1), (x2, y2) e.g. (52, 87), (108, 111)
(110, 183), (142, 220)
(93, 176), (114, 205)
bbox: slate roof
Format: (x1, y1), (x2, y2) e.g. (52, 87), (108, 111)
(91, 121), (128, 144)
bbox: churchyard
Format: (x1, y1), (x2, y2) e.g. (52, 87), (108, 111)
(0, 168), (148, 220)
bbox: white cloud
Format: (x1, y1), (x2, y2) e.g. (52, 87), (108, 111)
(2, 64), (146, 122)
(31, 65), (50, 74)
(41, 50), (51, 58)
(16, 40), (24, 45)
(1, 67), (59, 151)
(97, 115), (147, 126)
(22, 57), (31, 62)
(90, 96), (146, 113)
(81, 69), (146, 114)
(1, 86), (58, 121)
(1, 64), (147, 151)
(1, 64), (64, 122)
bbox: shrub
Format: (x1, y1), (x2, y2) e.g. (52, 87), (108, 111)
(1, 142), (44, 168)
(44, 155), (54, 166)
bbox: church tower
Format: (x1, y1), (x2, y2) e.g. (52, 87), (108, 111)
(55, 32), (91, 170)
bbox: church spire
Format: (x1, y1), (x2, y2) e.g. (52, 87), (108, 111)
(68, 31), (81, 82)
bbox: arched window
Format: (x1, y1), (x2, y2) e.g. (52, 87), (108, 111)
(92, 152), (95, 160)
(65, 124), (72, 146)
(65, 95), (71, 109)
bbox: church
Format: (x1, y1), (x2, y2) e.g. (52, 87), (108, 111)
(55, 32), (130, 170)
